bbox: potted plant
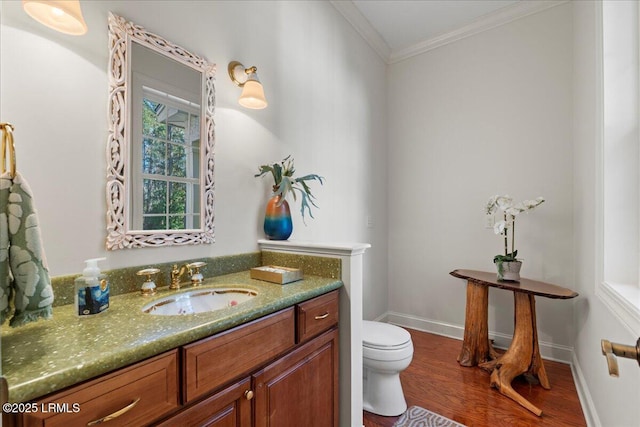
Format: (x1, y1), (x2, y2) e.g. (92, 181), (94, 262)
(485, 195), (545, 281)
(255, 155), (324, 240)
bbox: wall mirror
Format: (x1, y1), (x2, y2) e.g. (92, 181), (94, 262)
(106, 13), (216, 249)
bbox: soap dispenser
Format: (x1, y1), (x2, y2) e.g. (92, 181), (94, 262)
(75, 258), (110, 316)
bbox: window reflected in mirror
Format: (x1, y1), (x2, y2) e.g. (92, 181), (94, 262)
(130, 41), (204, 232)
(137, 90), (201, 230)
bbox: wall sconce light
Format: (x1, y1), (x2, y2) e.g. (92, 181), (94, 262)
(228, 61), (268, 110)
(22, 0), (88, 36)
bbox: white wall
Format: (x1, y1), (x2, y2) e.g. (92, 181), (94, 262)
(573, 2), (640, 426)
(0, 1), (389, 319)
(387, 3), (575, 351)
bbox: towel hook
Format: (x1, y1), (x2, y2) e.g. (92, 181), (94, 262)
(0, 122), (16, 178)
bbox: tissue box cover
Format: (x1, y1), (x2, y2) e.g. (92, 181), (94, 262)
(250, 265), (303, 284)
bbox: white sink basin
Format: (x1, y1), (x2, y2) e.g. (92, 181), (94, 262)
(142, 287), (258, 315)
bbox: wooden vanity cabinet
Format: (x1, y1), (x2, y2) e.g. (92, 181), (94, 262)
(22, 350), (179, 427)
(164, 326), (339, 427)
(15, 290), (340, 427)
(165, 289), (339, 427)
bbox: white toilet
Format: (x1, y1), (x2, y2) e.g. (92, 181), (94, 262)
(362, 320), (414, 416)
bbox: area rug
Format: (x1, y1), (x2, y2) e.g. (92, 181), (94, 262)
(393, 405), (467, 427)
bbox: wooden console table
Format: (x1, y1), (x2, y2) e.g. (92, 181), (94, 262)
(449, 269), (578, 416)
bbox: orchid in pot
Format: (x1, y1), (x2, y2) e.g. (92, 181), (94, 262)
(485, 195), (545, 281)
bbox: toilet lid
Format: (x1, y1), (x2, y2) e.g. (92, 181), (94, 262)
(363, 321), (411, 349)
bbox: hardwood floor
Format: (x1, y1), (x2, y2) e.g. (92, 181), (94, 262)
(364, 329), (586, 427)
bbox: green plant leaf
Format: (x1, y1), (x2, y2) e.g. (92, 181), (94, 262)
(282, 155), (294, 177)
(254, 164), (274, 178)
(293, 186), (315, 225)
(274, 176), (294, 203)
(493, 250), (518, 263)
(295, 174), (324, 184)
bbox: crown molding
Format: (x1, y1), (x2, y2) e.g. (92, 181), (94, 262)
(329, 0), (391, 63)
(330, 0), (569, 65)
(390, 0), (569, 63)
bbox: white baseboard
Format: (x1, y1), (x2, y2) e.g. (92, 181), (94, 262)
(383, 311), (574, 363)
(571, 353), (601, 427)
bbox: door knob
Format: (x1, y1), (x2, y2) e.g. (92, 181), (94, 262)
(601, 337), (640, 377)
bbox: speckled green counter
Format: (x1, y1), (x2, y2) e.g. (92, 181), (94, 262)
(2, 270), (342, 403)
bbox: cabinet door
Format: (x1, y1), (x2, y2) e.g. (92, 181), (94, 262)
(253, 328), (339, 427)
(154, 378), (252, 427)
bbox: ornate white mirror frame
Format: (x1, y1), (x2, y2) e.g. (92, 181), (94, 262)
(106, 13), (216, 250)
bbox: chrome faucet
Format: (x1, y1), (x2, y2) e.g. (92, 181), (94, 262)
(170, 262), (206, 290)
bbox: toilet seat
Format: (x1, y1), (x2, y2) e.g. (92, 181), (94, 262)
(363, 342), (413, 362)
(363, 320), (411, 350)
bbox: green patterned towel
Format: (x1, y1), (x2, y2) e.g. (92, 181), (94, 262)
(0, 172), (10, 323)
(0, 172), (54, 326)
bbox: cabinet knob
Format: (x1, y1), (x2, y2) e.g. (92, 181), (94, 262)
(244, 390), (254, 401)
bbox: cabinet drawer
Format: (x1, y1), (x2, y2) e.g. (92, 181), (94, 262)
(296, 290), (339, 343)
(183, 307), (295, 403)
(23, 350), (179, 427)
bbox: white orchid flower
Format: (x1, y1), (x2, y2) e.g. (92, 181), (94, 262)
(485, 195), (499, 215)
(493, 220), (507, 235)
(495, 196), (513, 211)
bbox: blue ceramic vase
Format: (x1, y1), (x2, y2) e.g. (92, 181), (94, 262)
(264, 195), (293, 240)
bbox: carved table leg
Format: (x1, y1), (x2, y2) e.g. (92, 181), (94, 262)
(529, 295), (550, 389)
(458, 281), (493, 366)
(489, 292), (547, 416)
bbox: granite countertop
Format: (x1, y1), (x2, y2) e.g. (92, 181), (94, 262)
(1, 270), (343, 403)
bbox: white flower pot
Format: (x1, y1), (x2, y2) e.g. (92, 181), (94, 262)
(496, 260), (522, 282)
